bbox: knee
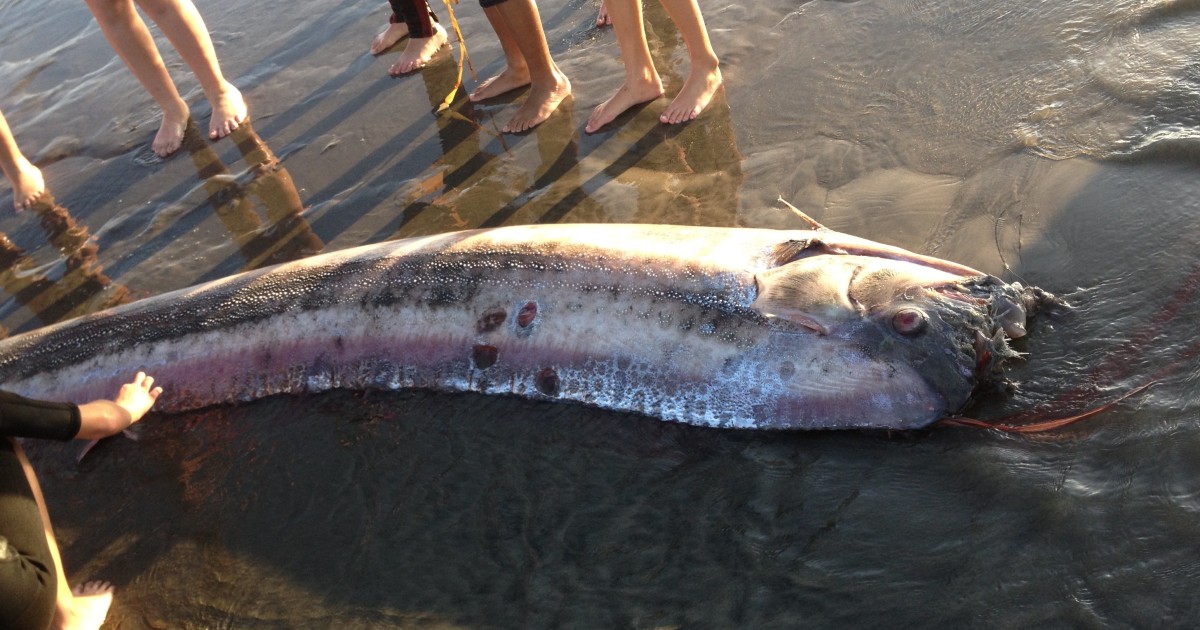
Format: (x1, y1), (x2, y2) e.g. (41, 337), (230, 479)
(84, 0), (136, 21)
(0, 551), (57, 630)
(133, 0), (184, 22)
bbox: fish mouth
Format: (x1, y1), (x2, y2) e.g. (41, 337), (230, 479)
(923, 277), (1072, 411)
(770, 364), (950, 430)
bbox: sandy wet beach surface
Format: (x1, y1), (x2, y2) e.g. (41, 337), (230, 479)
(0, 0), (750, 319)
(4, 0), (1200, 626)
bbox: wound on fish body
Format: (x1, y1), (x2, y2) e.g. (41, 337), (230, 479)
(475, 309), (507, 333)
(516, 301), (538, 328)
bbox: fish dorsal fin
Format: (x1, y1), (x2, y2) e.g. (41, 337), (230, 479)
(778, 196), (827, 229)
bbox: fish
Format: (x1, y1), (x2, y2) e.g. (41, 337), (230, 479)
(0, 222), (1064, 430)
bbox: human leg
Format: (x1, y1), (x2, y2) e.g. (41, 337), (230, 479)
(656, 0), (721, 124)
(371, 0), (411, 55)
(584, 0), (664, 133)
(83, 0), (191, 157)
(474, 0), (571, 132)
(134, 0), (247, 140)
(0, 110), (45, 211)
(0, 439), (113, 630)
(389, 0), (448, 75)
(469, 1), (533, 102)
(0, 438), (57, 629)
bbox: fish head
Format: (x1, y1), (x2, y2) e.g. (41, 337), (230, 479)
(752, 252), (1064, 428)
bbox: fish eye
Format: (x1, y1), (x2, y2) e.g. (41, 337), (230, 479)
(891, 308), (927, 336)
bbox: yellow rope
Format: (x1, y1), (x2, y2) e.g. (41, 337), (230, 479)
(437, 0), (477, 114)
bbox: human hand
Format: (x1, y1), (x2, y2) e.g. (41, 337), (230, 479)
(114, 371), (162, 425)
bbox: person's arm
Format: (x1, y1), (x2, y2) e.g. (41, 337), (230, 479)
(0, 391), (80, 440)
(0, 372), (162, 441)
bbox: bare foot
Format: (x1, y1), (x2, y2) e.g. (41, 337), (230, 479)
(152, 98), (190, 158)
(389, 23), (448, 75)
(660, 64), (722, 125)
(469, 65), (532, 102)
(54, 581), (114, 630)
(208, 82), (248, 140)
(596, 0), (611, 27)
(11, 156), (45, 211)
(585, 79), (664, 133)
(371, 21), (409, 55)
(503, 73), (572, 133)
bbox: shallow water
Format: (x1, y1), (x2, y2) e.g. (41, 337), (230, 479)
(3, 0), (1200, 626)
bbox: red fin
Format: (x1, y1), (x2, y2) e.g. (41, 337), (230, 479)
(937, 381), (1155, 434)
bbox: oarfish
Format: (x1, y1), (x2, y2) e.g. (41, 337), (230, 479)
(0, 223), (1062, 430)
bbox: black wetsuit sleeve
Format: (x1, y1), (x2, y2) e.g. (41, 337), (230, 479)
(0, 390), (81, 441)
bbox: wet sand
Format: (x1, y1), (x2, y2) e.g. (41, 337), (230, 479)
(4, 0), (1200, 626)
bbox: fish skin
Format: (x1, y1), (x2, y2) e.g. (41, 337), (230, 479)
(0, 224), (1052, 430)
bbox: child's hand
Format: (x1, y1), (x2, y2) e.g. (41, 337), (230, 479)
(114, 371), (163, 425)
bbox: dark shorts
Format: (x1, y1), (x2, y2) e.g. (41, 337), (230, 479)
(388, 0), (440, 39)
(0, 439), (57, 630)
(479, 0), (509, 8)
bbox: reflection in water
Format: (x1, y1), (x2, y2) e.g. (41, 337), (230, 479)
(371, 61), (605, 236)
(183, 120), (324, 271)
(392, 2), (745, 233)
(526, 0), (743, 227)
(0, 195), (129, 337)
(385, 59), (507, 236)
(0, 120), (323, 336)
(587, 95), (743, 226)
(474, 96), (601, 228)
(576, 0), (744, 226)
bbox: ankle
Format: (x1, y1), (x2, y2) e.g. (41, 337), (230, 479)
(691, 53), (721, 75)
(161, 97), (190, 122)
(194, 81), (235, 113)
(503, 61), (531, 81)
(626, 73), (663, 93)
